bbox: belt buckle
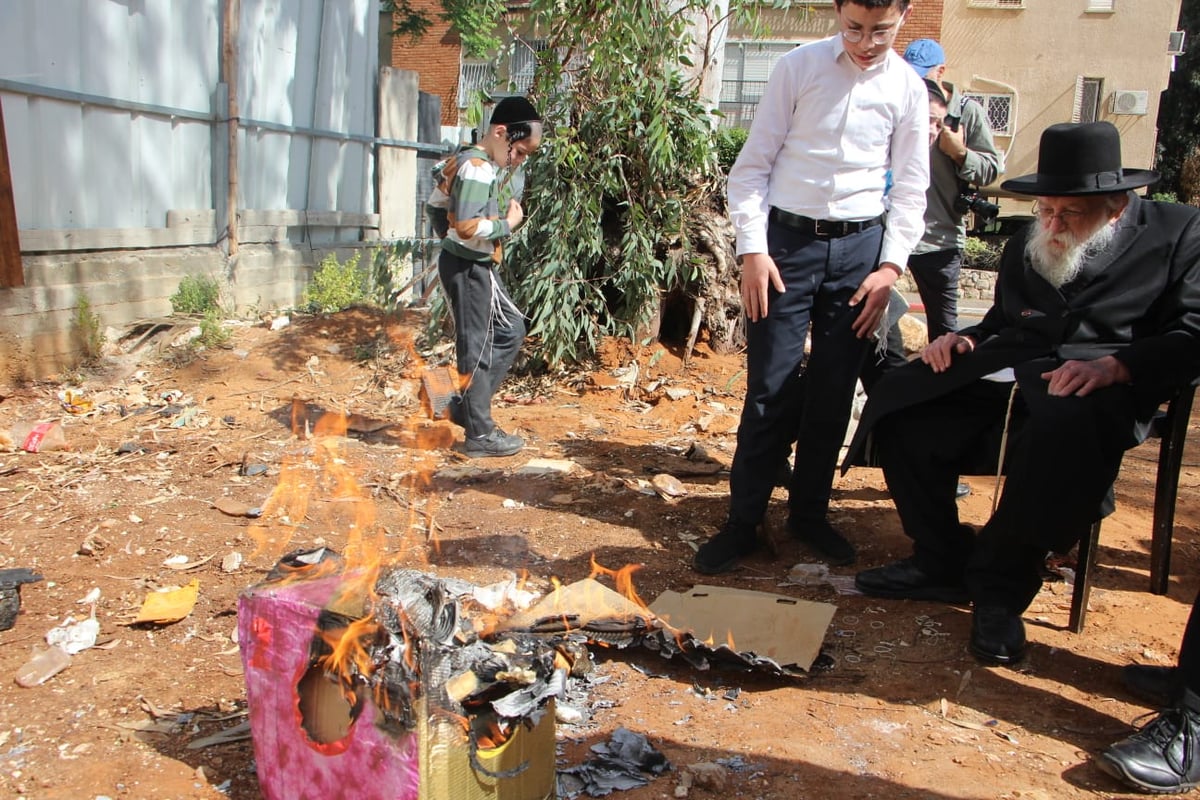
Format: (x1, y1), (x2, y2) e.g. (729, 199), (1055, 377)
(813, 219), (835, 237)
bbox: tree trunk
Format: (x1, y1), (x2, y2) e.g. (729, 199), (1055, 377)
(689, 205), (744, 354)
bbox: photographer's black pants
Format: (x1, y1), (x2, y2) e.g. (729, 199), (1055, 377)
(908, 248), (963, 339)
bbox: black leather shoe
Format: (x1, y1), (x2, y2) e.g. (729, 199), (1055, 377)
(1124, 664), (1181, 707)
(969, 605), (1027, 665)
(693, 523), (757, 575)
(854, 557), (968, 603)
(1096, 705), (1200, 793)
(790, 519), (856, 566)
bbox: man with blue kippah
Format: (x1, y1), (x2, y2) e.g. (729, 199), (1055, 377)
(900, 38), (1004, 343)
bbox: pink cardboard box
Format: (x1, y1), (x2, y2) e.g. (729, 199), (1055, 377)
(238, 573), (555, 800)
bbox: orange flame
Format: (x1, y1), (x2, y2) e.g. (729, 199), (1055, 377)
(587, 554), (649, 610)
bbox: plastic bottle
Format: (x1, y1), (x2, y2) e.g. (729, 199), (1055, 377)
(10, 421), (68, 452)
(15, 645), (71, 687)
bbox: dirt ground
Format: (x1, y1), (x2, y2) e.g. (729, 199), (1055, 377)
(0, 306), (1196, 800)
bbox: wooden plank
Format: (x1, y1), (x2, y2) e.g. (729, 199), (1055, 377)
(224, 0), (239, 256)
(18, 206), (380, 252)
(238, 209), (380, 228)
(19, 223), (218, 252)
(0, 99), (22, 286)
(237, 225), (289, 244)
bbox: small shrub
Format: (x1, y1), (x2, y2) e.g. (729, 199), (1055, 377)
(305, 252), (368, 313)
(1151, 191), (1179, 204)
(196, 308), (231, 348)
(962, 236), (1002, 271)
(73, 294), (105, 362)
(170, 275), (223, 315)
(715, 126), (750, 174)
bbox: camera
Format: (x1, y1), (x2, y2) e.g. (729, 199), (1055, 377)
(955, 189), (1000, 220)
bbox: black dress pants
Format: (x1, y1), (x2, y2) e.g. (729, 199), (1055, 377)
(727, 221), (883, 531)
(1179, 591), (1200, 697)
(877, 366), (1143, 613)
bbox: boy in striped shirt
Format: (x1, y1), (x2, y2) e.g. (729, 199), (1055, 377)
(429, 96), (543, 457)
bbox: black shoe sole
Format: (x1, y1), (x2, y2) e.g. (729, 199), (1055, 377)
(790, 523), (857, 567)
(797, 540), (856, 567)
(854, 578), (970, 604)
(968, 637), (1027, 666)
(463, 440), (523, 457)
(1095, 752), (1199, 794)
(464, 447), (523, 457)
(692, 554), (742, 575)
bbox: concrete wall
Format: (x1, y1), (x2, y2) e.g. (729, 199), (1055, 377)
(897, 266), (996, 302)
(0, 243), (368, 382)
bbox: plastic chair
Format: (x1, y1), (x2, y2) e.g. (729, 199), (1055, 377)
(1069, 382), (1198, 632)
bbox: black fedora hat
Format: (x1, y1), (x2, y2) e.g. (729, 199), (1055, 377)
(1000, 121), (1158, 196)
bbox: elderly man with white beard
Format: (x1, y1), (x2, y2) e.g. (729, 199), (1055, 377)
(842, 121), (1200, 668)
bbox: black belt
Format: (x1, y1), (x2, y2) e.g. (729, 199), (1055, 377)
(769, 207), (883, 238)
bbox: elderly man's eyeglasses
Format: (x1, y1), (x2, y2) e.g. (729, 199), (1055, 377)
(1032, 203), (1088, 226)
(841, 27), (895, 45)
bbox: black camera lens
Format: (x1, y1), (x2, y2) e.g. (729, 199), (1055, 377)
(956, 191), (1000, 220)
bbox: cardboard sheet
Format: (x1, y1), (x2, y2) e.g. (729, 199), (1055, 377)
(648, 584), (836, 672)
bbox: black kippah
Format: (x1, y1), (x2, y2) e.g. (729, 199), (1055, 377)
(490, 96), (541, 126)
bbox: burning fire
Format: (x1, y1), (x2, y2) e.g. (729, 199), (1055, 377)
(240, 362), (785, 767)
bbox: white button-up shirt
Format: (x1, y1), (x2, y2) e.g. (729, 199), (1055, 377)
(727, 35), (930, 270)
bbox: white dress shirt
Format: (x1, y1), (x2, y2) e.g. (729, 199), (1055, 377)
(727, 35), (930, 270)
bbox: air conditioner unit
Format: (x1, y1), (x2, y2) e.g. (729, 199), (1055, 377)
(1111, 90), (1149, 115)
(1169, 30), (1187, 56)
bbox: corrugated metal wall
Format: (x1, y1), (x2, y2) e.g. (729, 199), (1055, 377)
(239, 0), (376, 217)
(0, 0), (378, 236)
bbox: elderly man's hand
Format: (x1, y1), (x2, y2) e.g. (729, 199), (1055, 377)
(921, 332), (975, 373)
(850, 264), (901, 339)
(1041, 355), (1132, 397)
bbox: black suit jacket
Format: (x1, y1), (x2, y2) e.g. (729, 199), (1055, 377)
(843, 193), (1200, 471)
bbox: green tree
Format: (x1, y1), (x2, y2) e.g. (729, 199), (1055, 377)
(506, 1), (734, 366)
(388, 0), (770, 365)
(1156, 0), (1200, 202)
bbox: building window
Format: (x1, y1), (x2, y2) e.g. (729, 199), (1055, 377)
(458, 38), (555, 110)
(962, 93), (1014, 136)
(508, 37), (547, 94)
(1086, 0), (1115, 11)
(459, 61), (496, 109)
(1073, 76), (1104, 123)
(967, 0), (1025, 8)
(719, 41), (803, 128)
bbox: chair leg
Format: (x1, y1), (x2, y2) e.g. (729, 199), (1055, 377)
(1069, 520), (1103, 634)
(1150, 386), (1194, 595)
